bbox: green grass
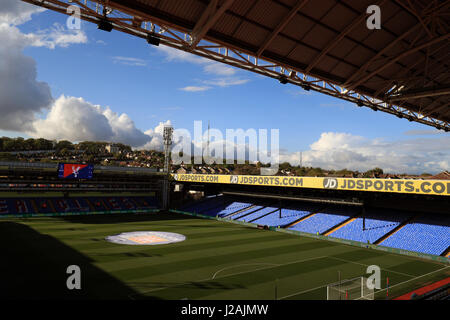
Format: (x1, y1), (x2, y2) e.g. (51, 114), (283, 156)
(1, 212), (448, 300)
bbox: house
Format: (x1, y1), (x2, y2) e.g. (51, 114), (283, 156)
(176, 167), (187, 174)
(106, 144), (120, 154)
(207, 167), (216, 174)
(429, 171), (450, 180)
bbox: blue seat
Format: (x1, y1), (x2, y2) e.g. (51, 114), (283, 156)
(330, 209), (410, 243)
(381, 215), (450, 256)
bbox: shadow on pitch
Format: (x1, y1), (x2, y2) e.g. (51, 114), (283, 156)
(53, 211), (195, 225)
(128, 280), (246, 299)
(0, 221), (160, 300)
(128, 281), (245, 290)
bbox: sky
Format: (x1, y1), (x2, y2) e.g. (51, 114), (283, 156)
(0, 0), (449, 174)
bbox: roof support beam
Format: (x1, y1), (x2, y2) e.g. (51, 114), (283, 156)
(394, 0), (435, 38)
(347, 33), (450, 91)
(305, 0), (387, 74)
(387, 85), (450, 101)
(19, 0), (450, 130)
(372, 41), (450, 98)
(421, 101), (450, 118)
(190, 0), (235, 48)
(256, 0), (309, 57)
(343, 23), (429, 89)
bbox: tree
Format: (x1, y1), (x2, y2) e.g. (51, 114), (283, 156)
(364, 167), (383, 178)
(24, 138), (36, 151)
(59, 148), (70, 157)
(279, 162), (291, 171)
(2, 138), (16, 151)
(35, 138), (53, 150)
(56, 140), (73, 151)
(306, 167), (325, 177)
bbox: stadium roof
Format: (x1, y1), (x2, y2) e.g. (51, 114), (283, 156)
(23, 0), (450, 130)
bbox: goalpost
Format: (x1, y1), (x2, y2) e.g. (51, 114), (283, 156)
(327, 277), (374, 300)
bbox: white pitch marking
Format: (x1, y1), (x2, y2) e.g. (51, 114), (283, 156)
(328, 256), (416, 278)
(355, 265), (450, 300)
(128, 255), (327, 298)
(279, 264), (450, 301)
(211, 263), (281, 279)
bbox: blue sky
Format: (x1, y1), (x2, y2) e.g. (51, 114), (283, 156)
(0, 1), (448, 174)
(17, 9), (435, 148)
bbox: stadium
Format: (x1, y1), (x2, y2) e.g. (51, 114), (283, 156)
(1, 0), (449, 304)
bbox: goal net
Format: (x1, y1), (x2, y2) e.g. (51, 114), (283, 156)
(327, 277), (374, 300)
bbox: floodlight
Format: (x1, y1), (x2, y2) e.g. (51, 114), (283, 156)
(98, 19), (113, 32)
(147, 33), (160, 46)
(278, 75), (288, 84)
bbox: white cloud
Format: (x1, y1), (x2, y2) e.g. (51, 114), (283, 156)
(179, 86), (211, 92)
(203, 63), (236, 76)
(112, 56), (147, 67)
(0, 5), (162, 149)
(30, 96), (113, 142)
(26, 23), (87, 49)
(29, 96), (151, 147)
(0, 0), (45, 25)
(157, 45), (248, 90)
(137, 120), (173, 151)
(0, 6), (87, 132)
(0, 24), (52, 131)
(203, 77), (250, 87)
(157, 45), (208, 65)
(280, 132), (450, 174)
(287, 89), (314, 96)
(404, 129), (442, 136)
(102, 106), (150, 146)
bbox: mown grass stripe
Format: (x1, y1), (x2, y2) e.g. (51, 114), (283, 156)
(93, 235), (317, 270)
(1, 213), (447, 300)
(106, 239), (337, 280)
(79, 232), (300, 260)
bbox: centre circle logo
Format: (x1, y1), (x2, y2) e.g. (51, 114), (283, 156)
(105, 231), (186, 245)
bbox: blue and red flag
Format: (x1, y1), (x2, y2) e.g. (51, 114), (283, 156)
(58, 163), (94, 179)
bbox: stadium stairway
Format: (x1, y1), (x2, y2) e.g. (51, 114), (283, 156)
(248, 207), (279, 223)
(85, 198), (96, 211)
(100, 199), (109, 210)
(222, 205), (256, 218)
(30, 199), (40, 214)
(284, 211), (317, 228)
(130, 197), (141, 208)
(233, 206), (264, 220)
(374, 214), (420, 245)
(322, 213), (361, 236)
(47, 200), (57, 213)
(440, 246), (450, 258)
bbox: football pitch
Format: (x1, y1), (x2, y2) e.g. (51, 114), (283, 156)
(1, 212), (448, 300)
